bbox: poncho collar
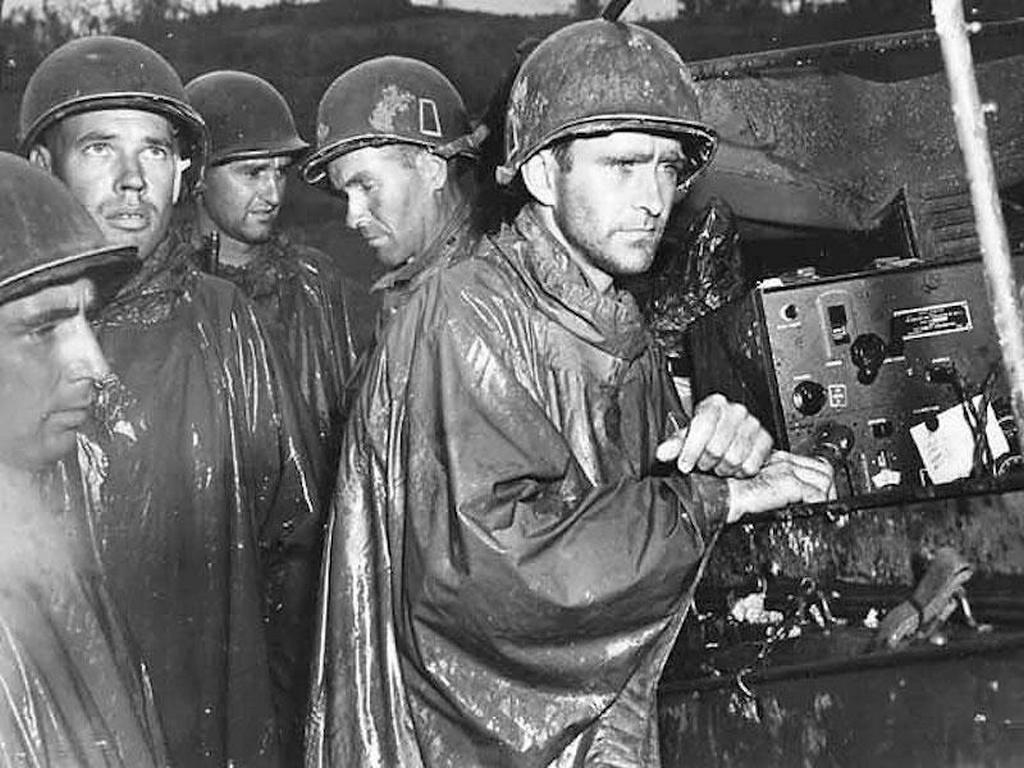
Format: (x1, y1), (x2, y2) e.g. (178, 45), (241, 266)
(500, 205), (650, 361)
(96, 229), (199, 327)
(370, 199), (476, 297)
(178, 222), (296, 303)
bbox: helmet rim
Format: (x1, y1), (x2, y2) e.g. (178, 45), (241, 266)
(209, 137), (311, 167)
(301, 133), (478, 186)
(0, 243), (139, 306)
(17, 91), (207, 162)
(496, 114), (718, 186)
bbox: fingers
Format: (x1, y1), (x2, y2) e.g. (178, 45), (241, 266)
(679, 395), (773, 477)
(656, 395), (775, 479)
(675, 396), (723, 473)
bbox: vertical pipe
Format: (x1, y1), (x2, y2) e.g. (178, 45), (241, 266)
(931, 0), (1024, 440)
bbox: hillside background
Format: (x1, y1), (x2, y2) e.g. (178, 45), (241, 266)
(1, 0), (1020, 289)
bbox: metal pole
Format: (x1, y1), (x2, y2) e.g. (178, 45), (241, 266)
(931, 0), (1024, 441)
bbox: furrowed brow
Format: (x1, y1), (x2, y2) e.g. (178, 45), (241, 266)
(18, 305), (80, 329)
(74, 130), (117, 147)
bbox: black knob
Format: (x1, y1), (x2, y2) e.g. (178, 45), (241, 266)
(793, 380), (827, 415)
(850, 333), (887, 384)
(812, 422), (855, 466)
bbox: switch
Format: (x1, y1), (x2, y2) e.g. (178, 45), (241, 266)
(871, 420), (894, 439)
(827, 304), (850, 345)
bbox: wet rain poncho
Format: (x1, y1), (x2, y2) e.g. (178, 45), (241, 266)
(0, 481), (168, 767)
(182, 226), (365, 469)
(308, 206), (732, 767)
(68, 233), (324, 768)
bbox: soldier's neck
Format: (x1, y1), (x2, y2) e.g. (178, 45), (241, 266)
(528, 202), (614, 294)
(215, 235), (260, 268)
(193, 204), (260, 268)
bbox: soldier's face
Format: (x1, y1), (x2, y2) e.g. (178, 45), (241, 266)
(546, 132), (685, 283)
(200, 156), (290, 246)
(33, 109), (188, 262)
(327, 145), (435, 269)
(0, 278), (109, 470)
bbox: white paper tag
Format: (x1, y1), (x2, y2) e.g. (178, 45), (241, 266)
(910, 396), (1009, 485)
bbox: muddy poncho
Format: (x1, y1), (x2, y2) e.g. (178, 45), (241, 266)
(68, 234), (324, 768)
(0, 481), (168, 767)
(307, 206), (732, 767)
(183, 227), (366, 469)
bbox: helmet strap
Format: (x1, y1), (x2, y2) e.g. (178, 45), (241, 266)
(435, 122), (489, 160)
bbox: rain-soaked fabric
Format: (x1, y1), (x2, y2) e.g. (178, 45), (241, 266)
(629, 199), (745, 358)
(179, 224), (365, 469)
(64, 232), (324, 768)
(307, 205), (732, 767)
(0, 480), (168, 767)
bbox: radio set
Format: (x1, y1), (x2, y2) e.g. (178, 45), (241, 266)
(688, 257), (1021, 499)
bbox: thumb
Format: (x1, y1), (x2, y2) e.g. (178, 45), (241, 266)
(656, 429), (688, 463)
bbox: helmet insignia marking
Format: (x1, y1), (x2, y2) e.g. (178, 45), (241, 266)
(369, 84), (415, 133)
(419, 98), (442, 138)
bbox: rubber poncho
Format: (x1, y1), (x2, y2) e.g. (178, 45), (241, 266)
(68, 233), (324, 768)
(307, 206), (732, 767)
(182, 227), (368, 469)
(0, 483), (168, 768)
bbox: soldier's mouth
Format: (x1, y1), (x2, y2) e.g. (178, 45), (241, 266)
(105, 210), (152, 231)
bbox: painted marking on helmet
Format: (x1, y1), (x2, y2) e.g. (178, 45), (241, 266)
(419, 99), (442, 138)
(369, 85), (415, 133)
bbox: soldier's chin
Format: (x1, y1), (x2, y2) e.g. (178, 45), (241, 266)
(611, 247), (657, 276)
(103, 227), (161, 261)
(244, 225), (275, 244)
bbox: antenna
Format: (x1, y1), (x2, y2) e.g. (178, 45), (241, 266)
(601, 0), (632, 21)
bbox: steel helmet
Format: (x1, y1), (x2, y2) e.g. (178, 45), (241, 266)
(302, 56), (476, 186)
(0, 152), (139, 305)
(18, 35), (206, 164)
(185, 70), (309, 166)
(495, 19), (717, 186)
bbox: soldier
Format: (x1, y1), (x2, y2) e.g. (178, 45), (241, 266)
(19, 36), (322, 767)
(185, 69), (365, 467)
(308, 19), (835, 767)
(0, 152), (167, 766)
(302, 56), (485, 327)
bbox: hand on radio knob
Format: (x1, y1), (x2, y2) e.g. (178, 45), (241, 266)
(726, 451), (837, 523)
(656, 393), (774, 478)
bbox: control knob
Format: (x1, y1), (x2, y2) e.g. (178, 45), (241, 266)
(792, 380), (827, 415)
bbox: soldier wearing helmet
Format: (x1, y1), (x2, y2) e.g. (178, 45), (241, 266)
(302, 56), (485, 322)
(309, 18), (835, 768)
(184, 69), (366, 472)
(0, 152), (171, 767)
(20, 36), (323, 768)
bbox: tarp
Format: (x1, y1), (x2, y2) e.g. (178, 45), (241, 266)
(693, 53), (1024, 233)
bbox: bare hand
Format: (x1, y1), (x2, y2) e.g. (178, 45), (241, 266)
(726, 451), (836, 523)
(655, 393), (773, 478)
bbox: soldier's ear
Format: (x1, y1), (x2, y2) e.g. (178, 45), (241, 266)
(520, 149), (558, 208)
(28, 144), (53, 173)
(172, 157), (192, 204)
(416, 150), (449, 193)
